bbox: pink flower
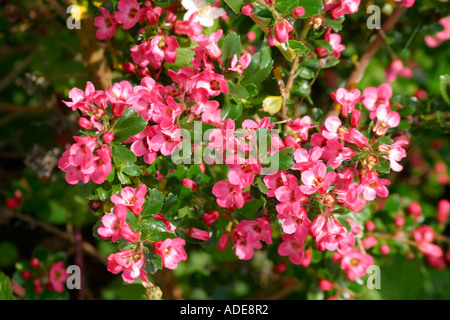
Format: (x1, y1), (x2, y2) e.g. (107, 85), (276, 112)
(114, 0), (142, 30)
(385, 59), (413, 82)
(274, 21), (289, 43)
(128, 126), (159, 164)
(94, 7), (119, 40)
(106, 80), (139, 117)
(218, 232), (231, 250)
(174, 11), (202, 37)
(331, 88), (361, 118)
(191, 69), (229, 97)
(153, 238), (188, 270)
(316, 29), (346, 58)
(373, 106), (401, 136)
(287, 116), (313, 142)
(192, 29), (223, 60)
(300, 162), (337, 195)
(110, 184), (147, 215)
(48, 261), (69, 293)
(107, 250), (147, 283)
(330, 0), (361, 19)
(91, 145), (112, 184)
(212, 180), (245, 209)
(235, 217), (273, 245)
(63, 81), (96, 113)
(344, 128), (368, 148)
(359, 171), (391, 201)
(322, 138), (354, 168)
(310, 214), (355, 254)
(228, 53), (252, 74)
(424, 17), (450, 48)
(97, 205), (140, 243)
(361, 83), (393, 119)
(277, 234), (306, 265)
(232, 231), (262, 260)
(362, 236), (378, 249)
(274, 174), (308, 217)
(293, 147), (322, 171)
(394, 0), (415, 8)
(340, 250), (374, 281)
(377, 139), (408, 172)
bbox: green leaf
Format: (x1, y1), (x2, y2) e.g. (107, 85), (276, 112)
(123, 164), (142, 176)
(439, 74), (450, 106)
(141, 218), (167, 237)
(275, 0), (323, 17)
(221, 32), (241, 65)
(165, 47), (196, 72)
(143, 246), (163, 275)
(241, 44), (273, 85)
(374, 157), (391, 174)
(112, 144), (137, 167)
(141, 189), (164, 218)
(221, 99), (243, 120)
(224, 0), (244, 14)
(228, 81), (249, 100)
(113, 107), (147, 143)
(0, 273), (17, 300)
(336, 216), (352, 233)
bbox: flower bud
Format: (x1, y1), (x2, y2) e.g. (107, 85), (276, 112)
(407, 202), (421, 220)
(241, 4), (254, 16)
(417, 242), (443, 258)
(78, 117), (92, 130)
(394, 216), (405, 228)
(437, 199), (450, 223)
(365, 221), (375, 231)
(202, 210), (219, 228)
(103, 131), (114, 144)
(292, 6), (305, 18)
(318, 279), (334, 291)
(218, 232), (231, 250)
(362, 236), (378, 249)
(122, 62), (136, 74)
(380, 244), (390, 255)
(188, 228), (210, 241)
(181, 178), (197, 191)
(274, 22), (288, 44)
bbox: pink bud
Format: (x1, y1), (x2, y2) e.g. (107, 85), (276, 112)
(365, 221), (375, 231)
(417, 242), (443, 258)
(437, 199), (450, 223)
(292, 6), (305, 18)
(202, 210), (219, 227)
(181, 178), (197, 191)
(300, 251), (312, 267)
(274, 22), (288, 44)
(122, 62), (136, 74)
(188, 228), (210, 241)
(103, 131), (114, 143)
(318, 279), (334, 291)
(362, 236), (378, 249)
(218, 232), (231, 250)
(394, 216), (405, 228)
(78, 117), (92, 130)
(407, 202), (421, 220)
(273, 261), (287, 273)
(246, 31), (256, 43)
(413, 225), (434, 243)
(351, 109), (361, 128)
(380, 244), (390, 255)
(241, 4), (254, 16)
(267, 30), (277, 46)
(332, 252), (342, 262)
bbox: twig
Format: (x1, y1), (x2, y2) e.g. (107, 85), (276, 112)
(5, 209), (107, 265)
